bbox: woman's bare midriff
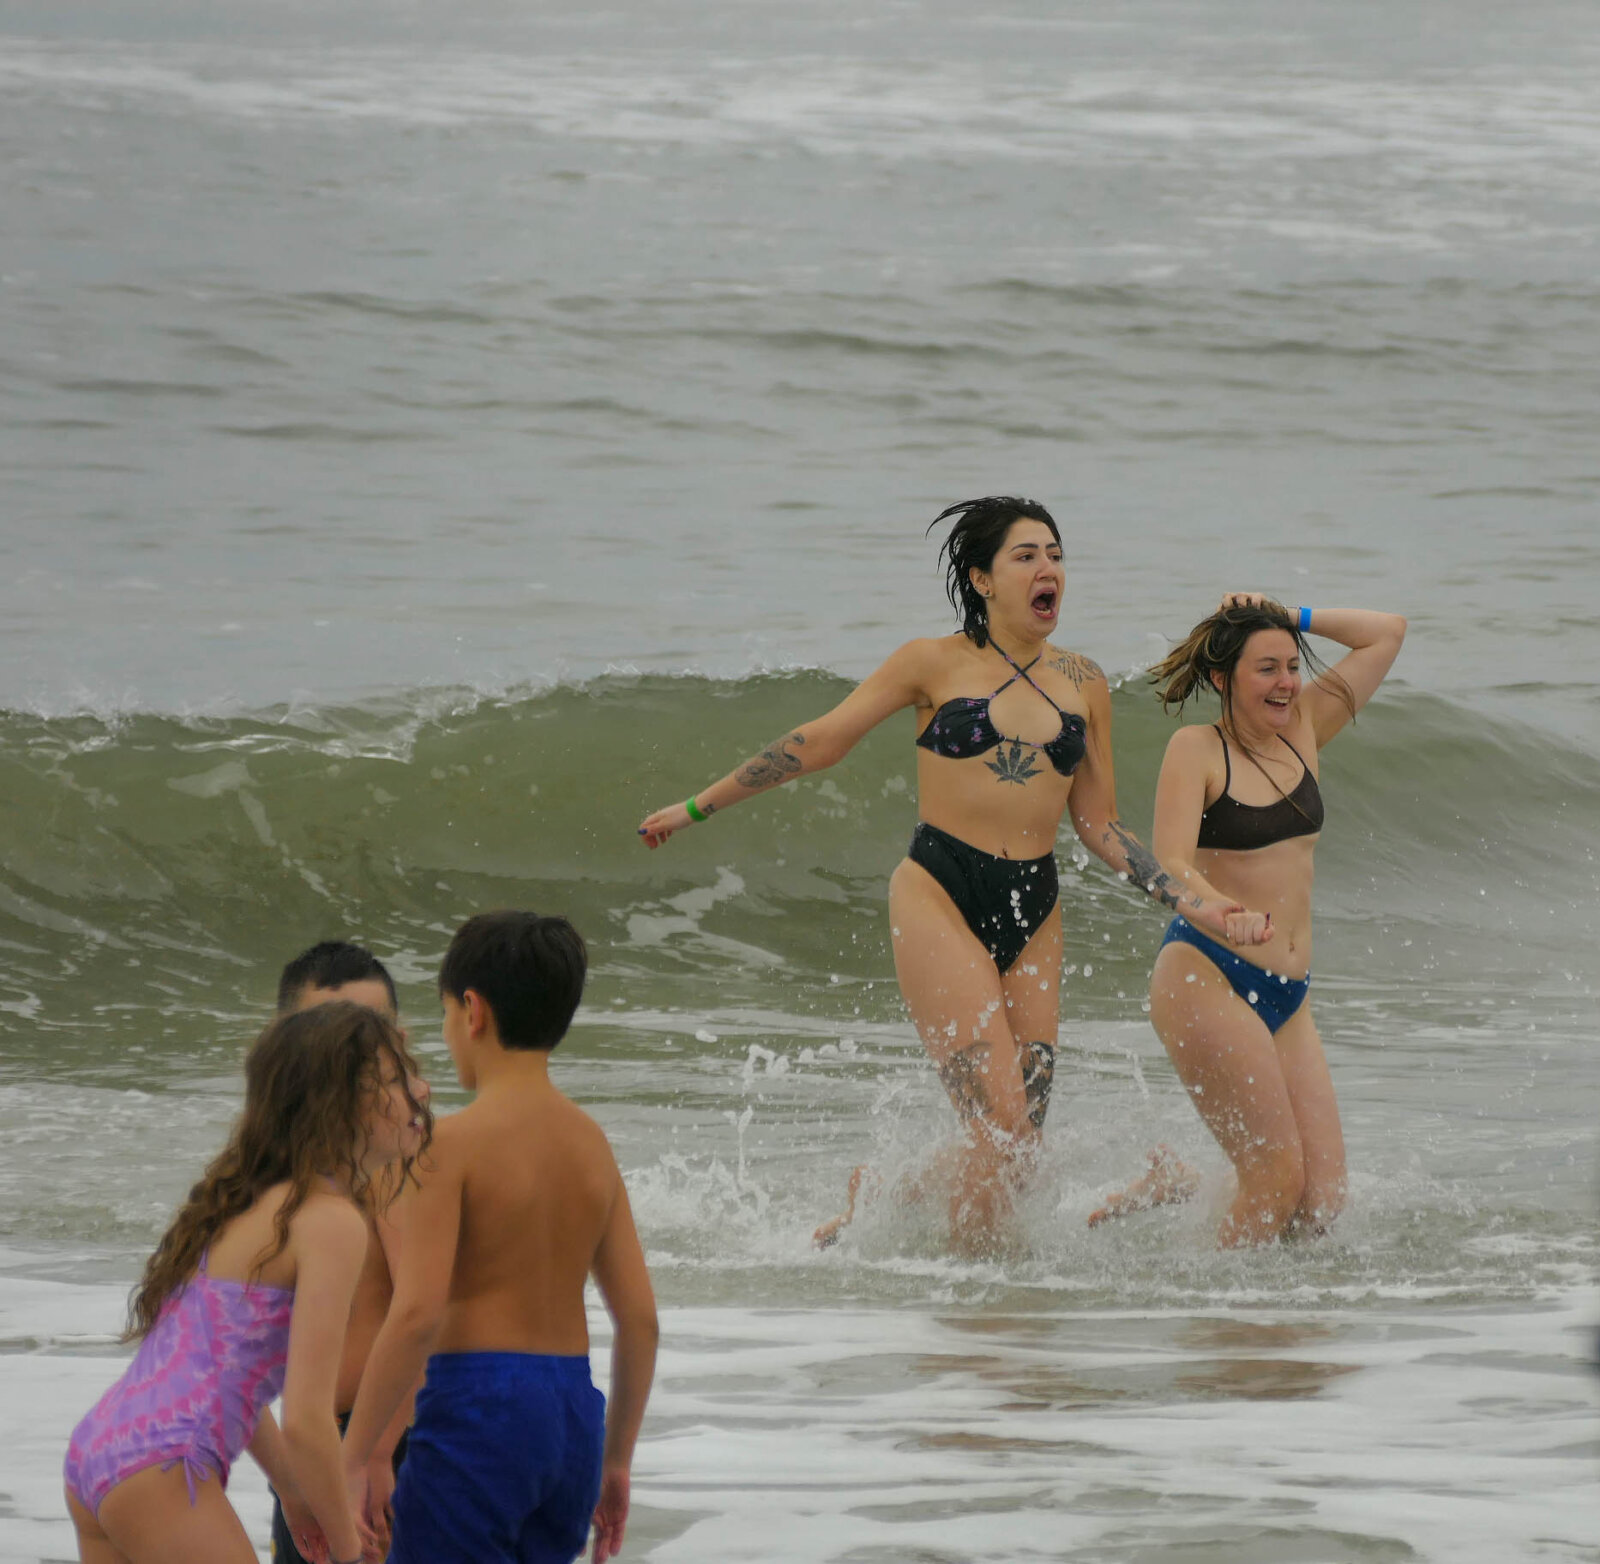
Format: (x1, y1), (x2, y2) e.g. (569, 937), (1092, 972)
(914, 751), (1075, 859)
(1193, 836), (1317, 978)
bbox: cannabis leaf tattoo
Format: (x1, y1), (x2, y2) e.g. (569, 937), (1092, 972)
(986, 740), (1042, 786)
(735, 730), (806, 790)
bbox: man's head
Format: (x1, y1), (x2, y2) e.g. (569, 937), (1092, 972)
(277, 940), (399, 1019)
(438, 911), (587, 1064)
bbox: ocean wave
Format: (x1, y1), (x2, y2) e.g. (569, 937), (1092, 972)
(4, 39), (1598, 188)
(1, 675), (1596, 1028)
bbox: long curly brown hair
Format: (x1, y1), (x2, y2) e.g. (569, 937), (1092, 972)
(1149, 598), (1355, 816)
(126, 1001), (432, 1340)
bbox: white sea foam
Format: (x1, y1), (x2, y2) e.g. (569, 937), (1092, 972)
(624, 1294), (1600, 1564)
(4, 1269), (1594, 1563)
(3, 40), (1598, 200)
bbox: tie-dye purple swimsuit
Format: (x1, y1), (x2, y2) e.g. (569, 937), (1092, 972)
(64, 1258), (294, 1516)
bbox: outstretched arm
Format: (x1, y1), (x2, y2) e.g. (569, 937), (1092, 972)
(637, 639), (931, 848)
(1067, 666), (1267, 945)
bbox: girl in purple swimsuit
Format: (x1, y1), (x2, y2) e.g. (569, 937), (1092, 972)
(63, 1001), (431, 1564)
(1090, 593), (1406, 1246)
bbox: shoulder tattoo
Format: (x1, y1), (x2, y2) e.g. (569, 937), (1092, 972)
(1048, 650), (1103, 690)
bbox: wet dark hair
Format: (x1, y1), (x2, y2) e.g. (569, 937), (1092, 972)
(277, 941), (397, 1015)
(438, 910), (587, 1052)
(1150, 598), (1355, 816)
(928, 496), (1061, 648)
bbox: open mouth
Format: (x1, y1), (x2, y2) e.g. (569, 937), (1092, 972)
(1030, 587), (1058, 618)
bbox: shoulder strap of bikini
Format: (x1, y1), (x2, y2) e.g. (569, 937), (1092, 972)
(993, 643), (1062, 712)
(1213, 725), (1232, 792)
(987, 641), (1028, 698)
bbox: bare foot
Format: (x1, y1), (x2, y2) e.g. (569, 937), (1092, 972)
(1087, 1145), (1200, 1228)
(813, 1164), (876, 1249)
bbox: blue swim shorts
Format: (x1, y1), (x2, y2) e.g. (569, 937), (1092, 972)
(1160, 918), (1310, 1035)
(389, 1351), (606, 1564)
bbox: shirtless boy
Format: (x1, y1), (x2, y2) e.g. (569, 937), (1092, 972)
(342, 911), (659, 1564)
(269, 941), (422, 1564)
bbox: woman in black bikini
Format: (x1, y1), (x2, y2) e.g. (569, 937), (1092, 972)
(1089, 592), (1406, 1246)
(638, 497), (1256, 1254)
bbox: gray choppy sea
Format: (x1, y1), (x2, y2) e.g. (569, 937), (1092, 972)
(1, 3), (1597, 1560)
(3, 0), (1599, 734)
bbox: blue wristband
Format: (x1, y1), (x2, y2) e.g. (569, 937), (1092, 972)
(1297, 605), (1312, 632)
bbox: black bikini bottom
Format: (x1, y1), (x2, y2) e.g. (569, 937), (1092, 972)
(907, 821), (1059, 974)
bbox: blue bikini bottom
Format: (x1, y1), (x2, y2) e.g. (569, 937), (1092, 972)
(1160, 918), (1309, 1035)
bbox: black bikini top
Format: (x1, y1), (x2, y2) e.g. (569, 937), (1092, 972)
(1196, 726), (1323, 851)
(916, 645), (1087, 777)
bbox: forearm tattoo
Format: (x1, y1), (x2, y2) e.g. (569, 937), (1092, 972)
(735, 730), (806, 790)
(1106, 821), (1200, 912)
(1048, 650), (1103, 689)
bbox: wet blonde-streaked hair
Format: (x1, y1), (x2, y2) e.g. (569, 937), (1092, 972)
(1149, 599), (1355, 820)
(1150, 597), (1353, 729)
(125, 1000), (431, 1339)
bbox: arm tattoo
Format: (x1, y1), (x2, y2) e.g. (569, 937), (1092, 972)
(1106, 821), (1200, 912)
(735, 730), (806, 790)
(1048, 650), (1103, 690)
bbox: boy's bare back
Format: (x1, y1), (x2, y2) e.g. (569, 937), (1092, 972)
(344, 912), (656, 1564)
(426, 1072), (634, 1358)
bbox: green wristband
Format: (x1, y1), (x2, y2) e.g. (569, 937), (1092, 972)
(684, 795), (708, 824)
